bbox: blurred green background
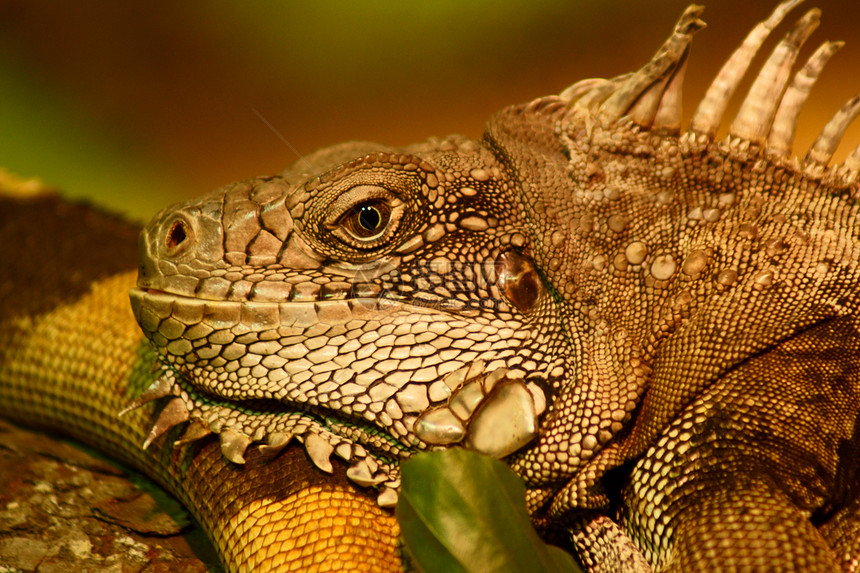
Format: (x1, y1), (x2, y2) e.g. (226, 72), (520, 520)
(1, 0), (858, 221)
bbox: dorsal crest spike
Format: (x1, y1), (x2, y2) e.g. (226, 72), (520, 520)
(728, 8), (821, 144)
(805, 92), (860, 168)
(768, 41), (844, 158)
(689, 0), (804, 138)
(843, 144), (860, 184)
(559, 78), (608, 103)
(571, 74), (633, 115)
(628, 46), (689, 129)
(599, 4), (705, 124)
(652, 48), (691, 134)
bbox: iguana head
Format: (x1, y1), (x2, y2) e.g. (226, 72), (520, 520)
(129, 137), (560, 505)
(129, 0), (860, 514)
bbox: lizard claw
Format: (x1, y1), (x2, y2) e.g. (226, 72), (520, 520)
(142, 397), (189, 449)
(118, 375), (174, 417)
(219, 428), (252, 464)
(173, 419), (212, 447)
(304, 433), (334, 473)
(257, 431), (293, 459)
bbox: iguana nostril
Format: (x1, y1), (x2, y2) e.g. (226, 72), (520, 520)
(165, 219), (189, 252)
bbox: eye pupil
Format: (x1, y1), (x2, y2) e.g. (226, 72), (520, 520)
(335, 196), (394, 245)
(345, 200), (391, 240)
(358, 205), (381, 231)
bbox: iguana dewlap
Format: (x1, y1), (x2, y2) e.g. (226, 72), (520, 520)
(5, 1), (860, 571)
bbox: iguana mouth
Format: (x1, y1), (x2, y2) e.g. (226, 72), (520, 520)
(127, 284), (549, 506)
(134, 284), (495, 319)
(174, 366), (419, 460)
(123, 349), (410, 507)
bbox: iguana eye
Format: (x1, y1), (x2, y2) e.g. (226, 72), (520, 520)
(344, 200), (391, 240)
(326, 185), (404, 250)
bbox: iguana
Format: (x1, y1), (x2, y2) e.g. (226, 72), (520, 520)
(2, 1), (860, 571)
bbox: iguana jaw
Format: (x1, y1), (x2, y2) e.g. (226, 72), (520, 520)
(128, 284), (551, 505)
(129, 345), (411, 507)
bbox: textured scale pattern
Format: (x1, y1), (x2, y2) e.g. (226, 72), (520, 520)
(3, 1), (860, 571)
(0, 195), (402, 571)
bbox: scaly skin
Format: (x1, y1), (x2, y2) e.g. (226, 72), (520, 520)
(0, 193), (401, 572)
(4, 2), (860, 571)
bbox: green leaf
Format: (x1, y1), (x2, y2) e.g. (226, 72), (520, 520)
(396, 449), (582, 573)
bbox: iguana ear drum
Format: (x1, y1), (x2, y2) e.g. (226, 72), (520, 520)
(495, 250), (542, 314)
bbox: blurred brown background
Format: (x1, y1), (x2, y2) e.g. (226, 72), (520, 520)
(1, 0), (859, 221)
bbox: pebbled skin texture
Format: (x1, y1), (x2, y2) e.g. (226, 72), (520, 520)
(0, 194), (401, 572)
(4, 2), (860, 571)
